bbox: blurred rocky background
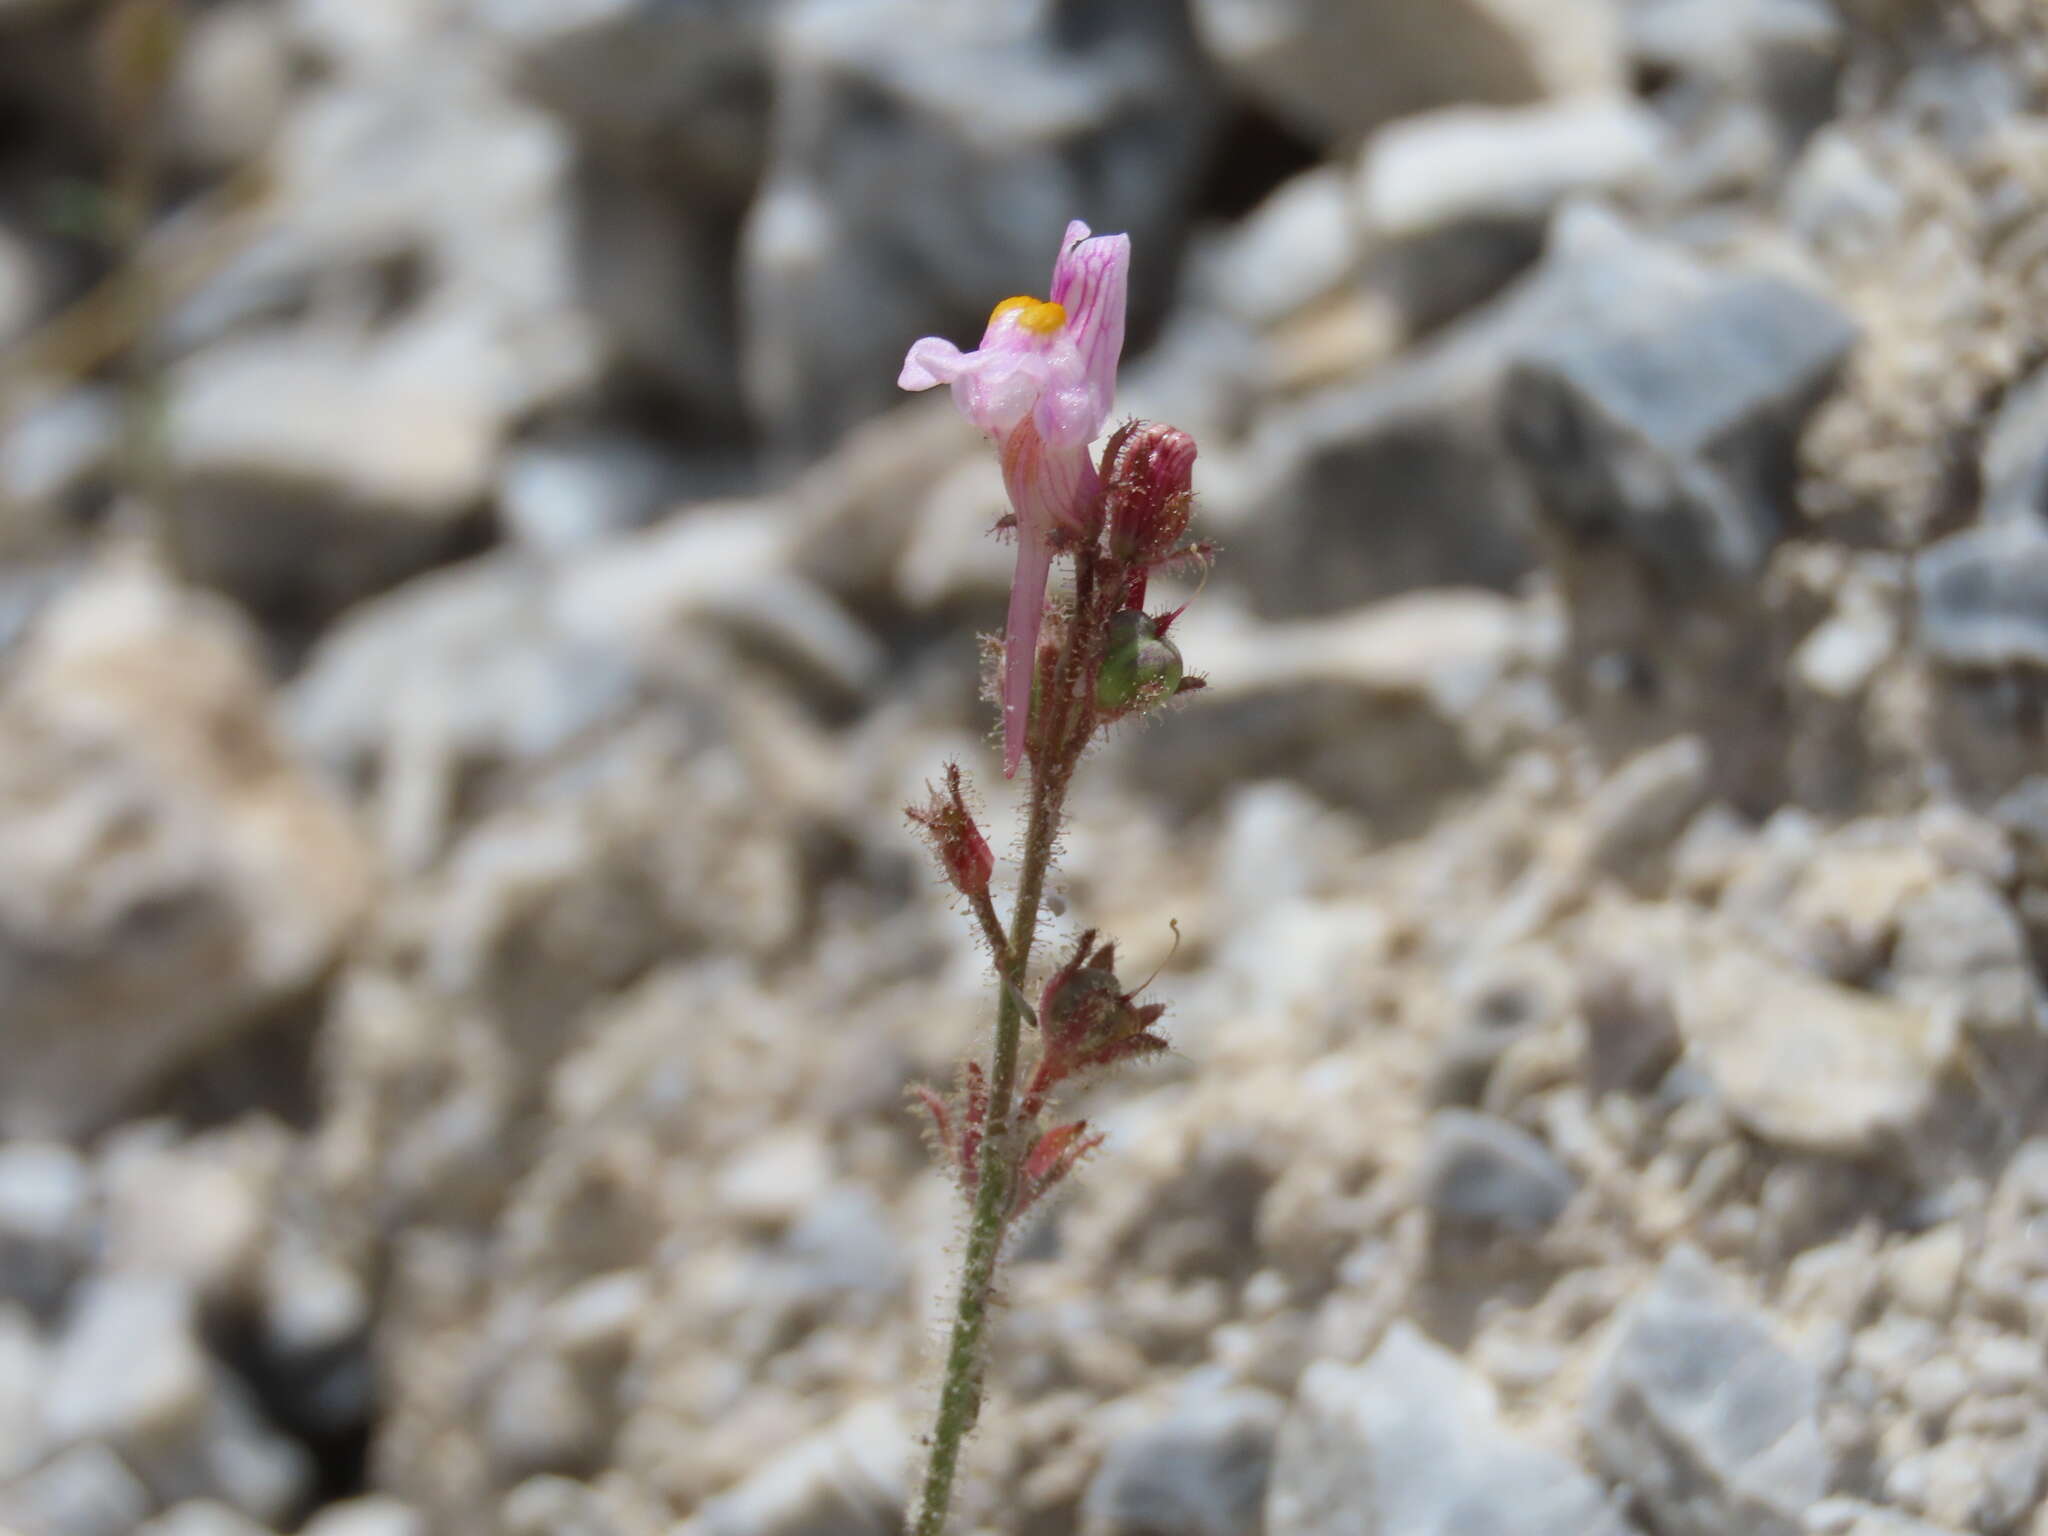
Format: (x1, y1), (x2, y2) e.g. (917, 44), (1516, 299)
(4, 0), (2048, 1533)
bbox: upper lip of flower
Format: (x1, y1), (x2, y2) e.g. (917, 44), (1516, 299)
(896, 219), (1130, 454)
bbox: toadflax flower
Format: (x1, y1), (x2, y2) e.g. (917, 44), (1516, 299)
(898, 219), (1130, 776)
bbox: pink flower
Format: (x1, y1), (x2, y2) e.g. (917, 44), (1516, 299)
(899, 220), (1131, 775)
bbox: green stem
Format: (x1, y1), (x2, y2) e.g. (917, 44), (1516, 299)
(911, 549), (1100, 1536)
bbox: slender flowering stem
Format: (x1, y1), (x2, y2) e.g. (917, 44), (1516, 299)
(912, 600), (1087, 1536)
(899, 223), (1200, 1536)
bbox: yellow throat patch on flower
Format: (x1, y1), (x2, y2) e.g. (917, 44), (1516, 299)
(989, 295), (1066, 334)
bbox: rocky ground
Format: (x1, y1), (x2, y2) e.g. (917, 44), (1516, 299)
(5, 0), (2048, 1534)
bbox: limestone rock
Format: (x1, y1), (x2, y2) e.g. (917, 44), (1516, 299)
(1587, 1246), (1831, 1536)
(137, 1502), (277, 1536)
(285, 553), (641, 868)
(1676, 934), (1949, 1154)
(1216, 290), (1546, 619)
(1584, 735), (1711, 886)
(1418, 1109), (1576, 1234)
(0, 1304), (47, 1481)
(1128, 591), (1531, 826)
(1628, 0), (1843, 139)
(163, 327), (498, 622)
(0, 387), (118, 535)
(1205, 167), (1360, 329)
(1502, 241), (1858, 591)
(299, 1497), (427, 1536)
(1915, 517), (2048, 671)
(1081, 1383), (1283, 1536)
(1889, 874), (2041, 1035)
(1807, 1499), (1964, 1536)
(678, 1400), (906, 1536)
(1268, 1321), (1636, 1536)
(0, 559), (372, 1137)
(1359, 96), (1666, 331)
(0, 1442), (152, 1536)
(42, 1273), (309, 1522)
(0, 1142), (94, 1314)
(1191, 0), (1622, 144)
(496, 432), (688, 558)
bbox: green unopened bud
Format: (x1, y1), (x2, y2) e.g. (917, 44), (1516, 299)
(1096, 610), (1183, 716)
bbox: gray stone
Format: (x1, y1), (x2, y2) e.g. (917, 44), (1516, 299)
(102, 1121), (288, 1305)
(1677, 934), (1949, 1154)
(0, 559), (372, 1137)
(496, 432), (691, 558)
(474, 0), (770, 175)
(158, 51), (596, 614)
(1206, 166), (1359, 328)
(1805, 1498), (1964, 1536)
(174, 1385), (310, 1530)
(1267, 1321), (1637, 1536)
(42, 1272), (310, 1523)
(485, 1351), (607, 1482)
(1127, 591), (1527, 827)
(1577, 934), (1686, 1096)
(0, 225), (41, 348)
(1627, 0), (1843, 138)
(553, 505), (885, 704)
(1428, 946), (1566, 1108)
(1915, 526), (2048, 795)
(678, 1400), (906, 1536)
(781, 1188), (905, 1305)
(1585, 735), (1711, 885)
(0, 387), (119, 529)
(1359, 96), (1666, 332)
(286, 552), (642, 869)
(560, 155), (755, 429)
(162, 327), (499, 622)
(1191, 0), (1621, 144)
(169, 2), (293, 169)
(1586, 1246), (1831, 1536)
(0, 1141), (94, 1313)
(298, 1496), (427, 1536)
(1419, 1109), (1576, 1234)
(1916, 517), (2048, 670)
(1980, 363), (2048, 523)
(1785, 128), (1909, 266)
(288, 0), (450, 69)
(1217, 320), (1542, 618)
(1889, 874), (2041, 1035)
(44, 1274), (213, 1455)
(1080, 1383), (1283, 1536)
(0, 1442), (152, 1536)
(167, 58), (591, 405)
(137, 1501), (277, 1536)
(0, 1303), (47, 1480)
(1501, 244), (1858, 591)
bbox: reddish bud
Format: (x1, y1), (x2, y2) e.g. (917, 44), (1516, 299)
(911, 1083), (953, 1159)
(1102, 421), (1197, 567)
(913, 1063), (991, 1198)
(907, 763), (994, 897)
(1013, 1121), (1104, 1217)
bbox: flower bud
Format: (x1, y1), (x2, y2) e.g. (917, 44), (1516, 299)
(1096, 609), (1184, 716)
(1102, 421), (1197, 564)
(907, 764), (994, 897)
(1038, 935), (1168, 1063)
